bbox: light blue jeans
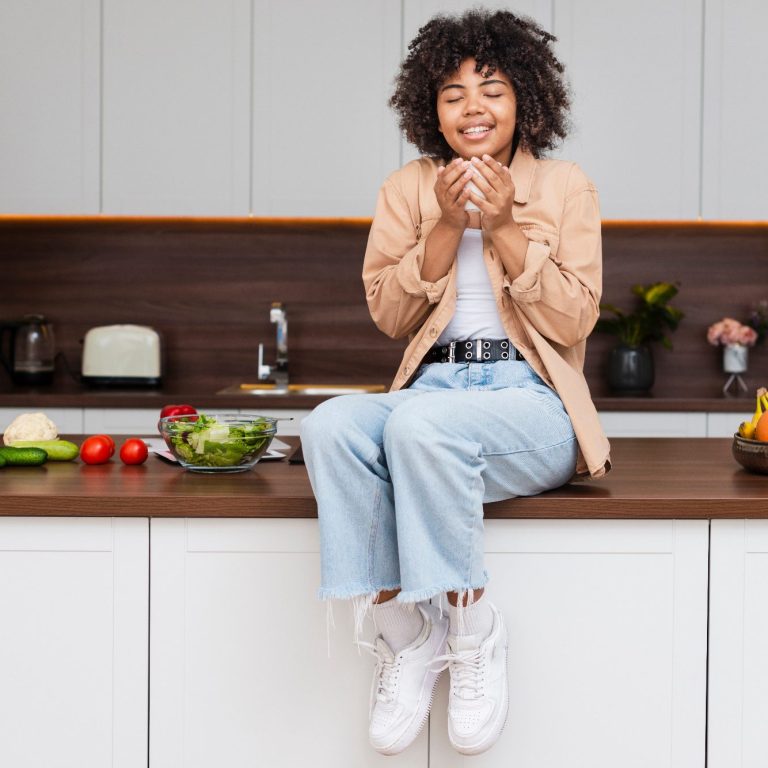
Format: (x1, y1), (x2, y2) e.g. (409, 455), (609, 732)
(300, 356), (578, 606)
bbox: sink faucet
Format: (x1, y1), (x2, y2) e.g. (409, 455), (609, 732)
(258, 302), (289, 387)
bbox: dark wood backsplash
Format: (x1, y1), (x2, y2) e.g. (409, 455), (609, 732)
(1, 218), (766, 398)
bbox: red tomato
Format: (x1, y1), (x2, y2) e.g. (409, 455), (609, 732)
(120, 438), (149, 465)
(160, 404), (197, 419)
(80, 435), (113, 465)
(92, 433), (116, 456)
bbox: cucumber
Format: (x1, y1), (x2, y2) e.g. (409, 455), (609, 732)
(9, 439), (79, 461)
(0, 446), (47, 466)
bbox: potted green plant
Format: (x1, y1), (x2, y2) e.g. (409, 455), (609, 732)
(595, 281), (685, 394)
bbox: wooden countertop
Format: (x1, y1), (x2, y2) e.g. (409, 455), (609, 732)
(0, 437), (765, 518)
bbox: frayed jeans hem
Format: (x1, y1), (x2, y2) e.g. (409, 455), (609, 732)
(396, 577), (489, 605)
(317, 584), (402, 602)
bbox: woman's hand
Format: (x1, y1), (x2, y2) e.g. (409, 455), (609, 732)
(466, 154), (516, 231)
(434, 158), (472, 231)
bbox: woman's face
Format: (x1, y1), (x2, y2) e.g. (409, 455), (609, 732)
(436, 58), (517, 166)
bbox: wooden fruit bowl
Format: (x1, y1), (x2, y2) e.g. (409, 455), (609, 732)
(733, 434), (768, 474)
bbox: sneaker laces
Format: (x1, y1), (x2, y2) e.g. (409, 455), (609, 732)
(357, 640), (402, 716)
(430, 646), (485, 700)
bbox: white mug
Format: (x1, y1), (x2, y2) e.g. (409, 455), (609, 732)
(464, 167), (486, 212)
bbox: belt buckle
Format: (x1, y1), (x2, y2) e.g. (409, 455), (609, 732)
(448, 341), (456, 364)
(475, 339), (482, 362)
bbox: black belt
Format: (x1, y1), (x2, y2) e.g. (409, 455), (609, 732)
(425, 339), (524, 364)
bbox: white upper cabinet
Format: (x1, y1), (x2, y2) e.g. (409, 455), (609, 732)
(552, 0), (703, 219)
(250, 0), (401, 217)
(701, 0), (768, 220)
(2, 1), (766, 220)
(0, 0), (100, 214)
(101, 0), (251, 215)
(401, 0), (553, 167)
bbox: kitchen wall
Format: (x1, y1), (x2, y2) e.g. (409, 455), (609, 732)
(0, 219), (766, 397)
(0, 0), (766, 219)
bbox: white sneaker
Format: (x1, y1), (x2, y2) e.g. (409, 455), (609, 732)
(358, 602), (448, 755)
(434, 602), (509, 755)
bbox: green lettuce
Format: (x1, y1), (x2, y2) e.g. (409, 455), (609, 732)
(164, 414), (273, 468)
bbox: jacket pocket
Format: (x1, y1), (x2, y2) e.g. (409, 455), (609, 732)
(518, 224), (561, 263)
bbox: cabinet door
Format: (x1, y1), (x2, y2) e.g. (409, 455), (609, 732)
(149, 518), (427, 767)
(707, 411), (750, 438)
(83, 407), (163, 435)
(0, 407), (83, 435)
(430, 519), (709, 767)
(708, 520), (768, 767)
(251, 0), (401, 216)
(598, 411), (707, 437)
(401, 0), (553, 167)
(552, 0), (702, 219)
(0, 0), (100, 213)
(0, 517), (148, 768)
(102, 0), (251, 214)
(702, 1), (768, 219)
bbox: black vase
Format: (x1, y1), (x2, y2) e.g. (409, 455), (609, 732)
(607, 344), (655, 395)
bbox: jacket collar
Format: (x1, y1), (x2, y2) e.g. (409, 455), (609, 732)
(510, 148), (536, 204)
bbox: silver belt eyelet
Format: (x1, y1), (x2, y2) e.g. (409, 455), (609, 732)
(501, 340), (508, 348)
(483, 341), (491, 349)
(501, 351), (509, 359)
(483, 351), (491, 359)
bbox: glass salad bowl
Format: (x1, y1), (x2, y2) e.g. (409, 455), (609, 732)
(158, 412), (278, 472)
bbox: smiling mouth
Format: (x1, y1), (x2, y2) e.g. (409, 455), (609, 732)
(461, 125), (494, 140)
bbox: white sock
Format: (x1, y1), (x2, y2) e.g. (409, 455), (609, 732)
(373, 599), (424, 654)
(448, 593), (493, 638)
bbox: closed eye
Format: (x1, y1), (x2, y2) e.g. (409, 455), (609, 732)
(445, 93), (503, 103)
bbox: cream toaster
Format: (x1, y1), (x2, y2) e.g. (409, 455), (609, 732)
(81, 325), (162, 387)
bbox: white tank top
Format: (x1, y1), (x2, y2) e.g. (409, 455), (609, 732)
(436, 228), (508, 345)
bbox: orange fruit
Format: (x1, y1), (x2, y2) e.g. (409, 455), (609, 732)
(756, 412), (768, 442)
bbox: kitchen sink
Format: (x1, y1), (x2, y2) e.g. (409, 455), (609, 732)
(217, 383), (387, 396)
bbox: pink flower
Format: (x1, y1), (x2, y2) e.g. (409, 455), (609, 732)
(739, 326), (758, 345)
(707, 317), (759, 347)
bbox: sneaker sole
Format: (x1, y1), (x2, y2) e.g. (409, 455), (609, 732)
(373, 621), (450, 756)
(449, 641), (510, 756)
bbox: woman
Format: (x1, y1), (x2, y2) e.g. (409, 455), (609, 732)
(300, 7), (611, 757)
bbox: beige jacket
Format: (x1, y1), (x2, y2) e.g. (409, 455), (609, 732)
(362, 150), (612, 480)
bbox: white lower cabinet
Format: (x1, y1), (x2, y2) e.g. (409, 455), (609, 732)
(431, 519), (709, 768)
(149, 518), (426, 767)
(0, 406), (741, 438)
(0, 517), (148, 768)
(598, 411), (707, 437)
(0, 407), (84, 434)
(149, 518), (709, 768)
(708, 520), (768, 767)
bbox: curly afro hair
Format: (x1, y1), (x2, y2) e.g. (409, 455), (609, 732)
(389, 8), (570, 161)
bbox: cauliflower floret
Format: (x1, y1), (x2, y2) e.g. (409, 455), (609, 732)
(3, 412), (59, 445)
